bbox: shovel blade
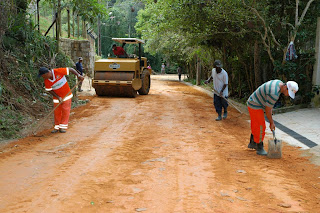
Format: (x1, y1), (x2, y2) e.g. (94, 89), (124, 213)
(267, 139), (283, 159)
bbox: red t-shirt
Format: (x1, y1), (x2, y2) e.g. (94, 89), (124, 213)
(113, 46), (126, 56)
(44, 68), (72, 103)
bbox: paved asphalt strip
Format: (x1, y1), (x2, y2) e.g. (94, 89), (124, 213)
(266, 117), (318, 148)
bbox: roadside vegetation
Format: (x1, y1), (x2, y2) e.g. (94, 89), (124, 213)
(1, 0), (319, 140)
(136, 0), (320, 105)
(0, 0), (104, 140)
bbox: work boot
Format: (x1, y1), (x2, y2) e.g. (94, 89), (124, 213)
(59, 129), (67, 133)
(256, 141), (267, 156)
(216, 114), (222, 121)
(248, 134), (257, 150)
(51, 129), (59, 133)
(223, 111), (228, 119)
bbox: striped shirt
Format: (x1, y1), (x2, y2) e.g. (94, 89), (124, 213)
(247, 80), (282, 109)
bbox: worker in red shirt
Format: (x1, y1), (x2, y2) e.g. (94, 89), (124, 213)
(38, 67), (84, 133)
(112, 44), (128, 58)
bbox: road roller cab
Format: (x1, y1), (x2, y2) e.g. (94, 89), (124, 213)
(92, 38), (151, 97)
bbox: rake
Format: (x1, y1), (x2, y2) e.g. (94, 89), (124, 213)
(32, 80), (82, 136)
(212, 88), (244, 117)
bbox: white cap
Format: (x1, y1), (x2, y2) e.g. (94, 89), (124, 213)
(287, 81), (299, 99)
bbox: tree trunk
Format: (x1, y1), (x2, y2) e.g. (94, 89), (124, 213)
(77, 15), (80, 38)
(254, 40), (262, 87)
(37, 0), (40, 31)
(72, 10), (75, 37)
(82, 19), (86, 38)
(196, 55), (201, 85)
(58, 0), (61, 37)
(98, 15), (101, 55)
(56, 11), (59, 51)
(52, 3), (55, 37)
(67, 9), (70, 38)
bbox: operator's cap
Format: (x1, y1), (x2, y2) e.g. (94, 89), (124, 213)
(38, 67), (49, 77)
(287, 81), (299, 99)
(79, 57), (83, 60)
(214, 60), (222, 68)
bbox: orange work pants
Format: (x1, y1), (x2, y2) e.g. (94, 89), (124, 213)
(53, 99), (71, 130)
(248, 107), (266, 143)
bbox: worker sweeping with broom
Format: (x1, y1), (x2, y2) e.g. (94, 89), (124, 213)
(247, 80), (299, 155)
(204, 60), (229, 121)
(38, 67), (84, 133)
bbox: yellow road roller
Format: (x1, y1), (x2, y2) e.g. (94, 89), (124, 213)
(92, 38), (151, 97)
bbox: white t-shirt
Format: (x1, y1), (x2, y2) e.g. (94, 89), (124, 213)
(211, 68), (228, 97)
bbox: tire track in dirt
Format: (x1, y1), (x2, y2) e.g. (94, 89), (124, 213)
(0, 78), (319, 212)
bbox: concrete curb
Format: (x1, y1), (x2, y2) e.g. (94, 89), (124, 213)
(181, 81), (249, 115)
(181, 80), (320, 165)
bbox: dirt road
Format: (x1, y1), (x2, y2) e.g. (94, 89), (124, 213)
(0, 78), (319, 212)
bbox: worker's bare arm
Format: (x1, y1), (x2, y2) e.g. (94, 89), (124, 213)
(69, 67), (85, 81)
(48, 90), (62, 102)
(205, 76), (213, 84)
(265, 106), (275, 130)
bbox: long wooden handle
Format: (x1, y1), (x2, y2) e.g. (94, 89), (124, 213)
(32, 80), (81, 135)
(212, 88), (243, 114)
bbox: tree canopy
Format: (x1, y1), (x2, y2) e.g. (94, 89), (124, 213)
(136, 0), (320, 103)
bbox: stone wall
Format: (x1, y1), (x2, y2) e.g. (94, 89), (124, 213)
(59, 38), (95, 76)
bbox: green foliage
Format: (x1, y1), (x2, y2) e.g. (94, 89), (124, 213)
(273, 51), (316, 104)
(72, 0), (107, 22)
(99, 0), (145, 58)
(0, 106), (26, 139)
(136, 0), (320, 106)
(0, 0), (74, 141)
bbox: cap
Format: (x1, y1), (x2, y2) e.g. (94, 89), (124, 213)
(79, 57), (83, 60)
(38, 67), (49, 77)
(214, 60), (222, 68)
(287, 81), (299, 99)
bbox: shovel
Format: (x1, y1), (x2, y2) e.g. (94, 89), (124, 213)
(267, 130), (283, 159)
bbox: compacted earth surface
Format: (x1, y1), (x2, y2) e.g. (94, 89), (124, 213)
(0, 77), (319, 213)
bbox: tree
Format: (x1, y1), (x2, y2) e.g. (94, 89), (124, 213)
(136, 0), (320, 104)
(242, 0), (317, 65)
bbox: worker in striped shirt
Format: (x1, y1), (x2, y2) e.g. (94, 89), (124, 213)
(247, 80), (299, 155)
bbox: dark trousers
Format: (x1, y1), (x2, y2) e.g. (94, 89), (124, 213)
(214, 94), (228, 115)
(78, 73), (83, 91)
